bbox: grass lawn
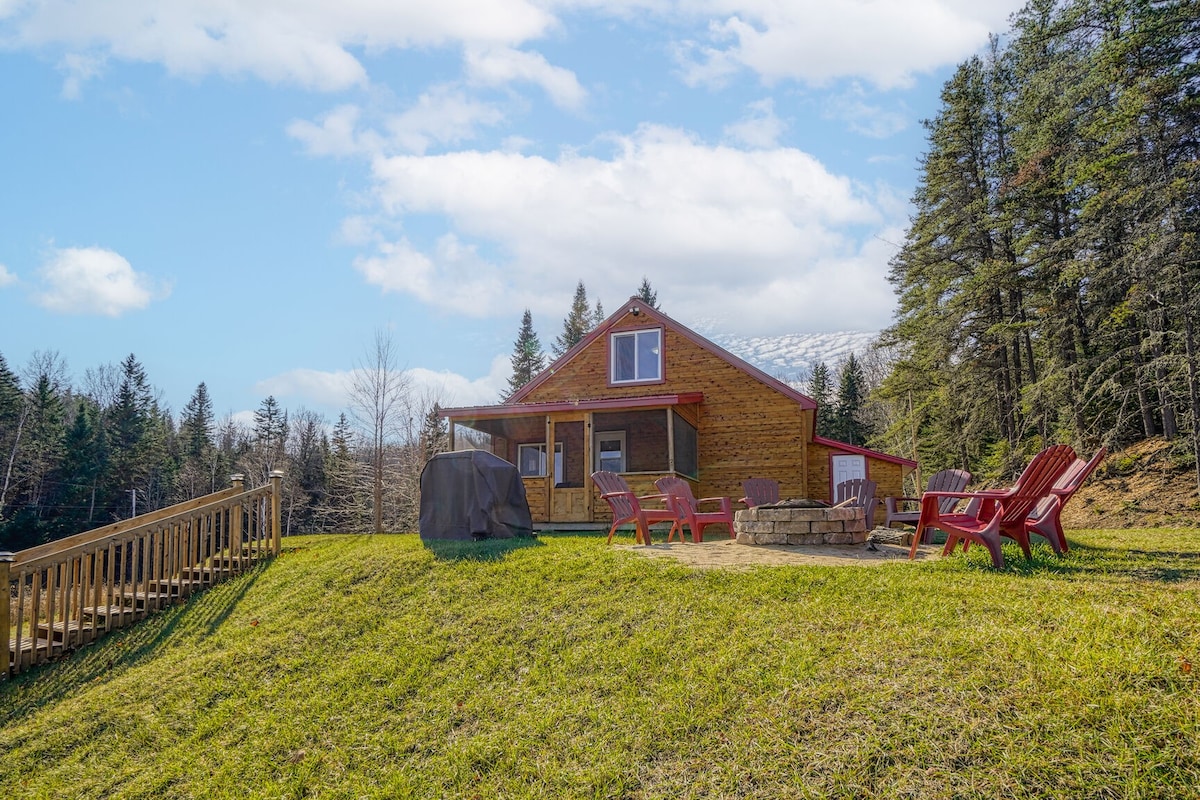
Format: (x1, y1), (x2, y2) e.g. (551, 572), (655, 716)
(2, 529), (1199, 799)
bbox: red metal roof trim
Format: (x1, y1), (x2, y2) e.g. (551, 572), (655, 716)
(507, 297), (818, 411)
(811, 434), (918, 469)
(442, 392), (705, 420)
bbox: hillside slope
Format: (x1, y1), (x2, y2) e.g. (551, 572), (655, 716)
(1063, 438), (1200, 529)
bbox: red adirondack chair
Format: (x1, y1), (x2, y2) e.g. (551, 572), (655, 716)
(884, 468), (972, 539)
(655, 476), (735, 542)
(1025, 447), (1106, 554)
(591, 471), (682, 545)
(835, 477), (878, 529)
(908, 444), (1077, 568)
(738, 478), (780, 508)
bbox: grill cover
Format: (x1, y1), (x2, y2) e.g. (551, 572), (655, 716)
(419, 450), (533, 541)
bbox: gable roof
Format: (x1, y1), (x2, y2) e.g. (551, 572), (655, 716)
(508, 296), (818, 411)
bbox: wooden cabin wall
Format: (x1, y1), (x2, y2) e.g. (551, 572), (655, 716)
(807, 441), (907, 526)
(524, 312), (811, 503)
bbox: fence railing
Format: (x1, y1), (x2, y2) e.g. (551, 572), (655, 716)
(3, 471), (283, 679)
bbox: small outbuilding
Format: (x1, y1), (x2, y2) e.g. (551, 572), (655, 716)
(419, 450), (534, 541)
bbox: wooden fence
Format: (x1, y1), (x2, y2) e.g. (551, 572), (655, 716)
(3, 472), (283, 679)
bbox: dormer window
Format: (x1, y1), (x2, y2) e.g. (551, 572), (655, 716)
(610, 328), (662, 384)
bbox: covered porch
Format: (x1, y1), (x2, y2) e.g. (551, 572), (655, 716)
(442, 393), (703, 527)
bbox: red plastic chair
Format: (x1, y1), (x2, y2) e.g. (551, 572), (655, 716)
(655, 477), (734, 542)
(884, 468), (972, 534)
(1025, 448), (1106, 554)
(738, 478), (780, 508)
(591, 471), (682, 545)
(908, 445), (1077, 568)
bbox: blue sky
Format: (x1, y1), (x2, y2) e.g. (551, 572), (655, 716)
(0, 0), (1023, 424)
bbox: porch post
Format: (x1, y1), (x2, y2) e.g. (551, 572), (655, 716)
(667, 408), (676, 474)
(0, 551), (12, 679)
(229, 474), (244, 570)
(269, 470), (284, 556)
(545, 415), (554, 521)
(448, 419), (456, 451)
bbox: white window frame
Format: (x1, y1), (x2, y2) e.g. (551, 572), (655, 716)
(610, 328), (662, 384)
(593, 431), (627, 473)
(518, 442), (564, 483)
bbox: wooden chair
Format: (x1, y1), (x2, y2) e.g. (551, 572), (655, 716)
(738, 478), (780, 508)
(591, 471), (682, 545)
(908, 444), (1077, 568)
(834, 478), (878, 529)
(655, 477), (735, 542)
(884, 469), (972, 540)
(1025, 447), (1106, 554)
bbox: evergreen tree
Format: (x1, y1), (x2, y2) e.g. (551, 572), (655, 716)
(553, 281), (593, 357)
(593, 299), (605, 327)
(105, 354), (153, 518)
(636, 277), (660, 309)
(832, 355), (868, 447)
(421, 404), (449, 463)
(248, 395), (288, 482)
(49, 398), (105, 535)
(320, 413), (366, 532)
(0, 353), (26, 522)
(506, 309), (546, 398)
(806, 362), (835, 438)
(178, 382), (217, 497)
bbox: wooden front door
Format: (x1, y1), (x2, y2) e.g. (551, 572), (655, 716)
(548, 417), (591, 523)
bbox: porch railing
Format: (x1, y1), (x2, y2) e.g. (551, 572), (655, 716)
(3, 471), (283, 679)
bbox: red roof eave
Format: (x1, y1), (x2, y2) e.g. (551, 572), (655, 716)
(442, 392), (705, 421)
(811, 435), (918, 469)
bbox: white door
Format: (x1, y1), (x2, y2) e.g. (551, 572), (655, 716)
(831, 455), (866, 488)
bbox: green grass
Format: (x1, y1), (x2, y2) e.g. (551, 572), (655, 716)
(3, 529), (1200, 799)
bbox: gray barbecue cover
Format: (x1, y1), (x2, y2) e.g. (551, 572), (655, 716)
(419, 450), (533, 541)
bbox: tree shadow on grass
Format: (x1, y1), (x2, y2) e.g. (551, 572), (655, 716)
(0, 563), (264, 724)
(422, 535), (545, 562)
(945, 538), (1200, 583)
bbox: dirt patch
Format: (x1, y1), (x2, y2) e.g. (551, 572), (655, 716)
(615, 538), (941, 569)
(1060, 438), (1200, 529)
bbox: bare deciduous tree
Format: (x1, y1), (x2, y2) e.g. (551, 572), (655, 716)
(348, 329), (412, 534)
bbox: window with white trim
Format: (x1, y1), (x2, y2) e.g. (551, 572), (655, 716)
(593, 431), (626, 473)
(610, 328), (662, 384)
(518, 442), (564, 483)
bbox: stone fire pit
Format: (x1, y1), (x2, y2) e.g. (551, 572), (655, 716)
(734, 501), (868, 546)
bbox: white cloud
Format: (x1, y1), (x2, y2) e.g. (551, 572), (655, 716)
(34, 246), (167, 316)
(823, 84), (910, 138)
(289, 89), (504, 158)
(0, 263), (16, 287)
(351, 124), (894, 333)
(723, 98), (786, 148)
(675, 0), (1025, 90)
(6, 1), (1024, 99)
(465, 47), (587, 110)
(6, 0), (555, 92)
(256, 354), (509, 417)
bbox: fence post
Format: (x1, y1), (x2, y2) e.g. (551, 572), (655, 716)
(269, 470), (284, 556)
(1, 551), (13, 679)
(230, 474), (244, 571)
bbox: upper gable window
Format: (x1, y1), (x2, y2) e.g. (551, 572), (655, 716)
(610, 328), (662, 384)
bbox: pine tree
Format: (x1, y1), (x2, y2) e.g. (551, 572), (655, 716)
(833, 355), (868, 447)
(636, 277), (659, 309)
(178, 382), (216, 497)
(506, 309), (546, 398)
(592, 299), (605, 327)
(806, 362), (835, 438)
(421, 404), (449, 463)
(553, 281), (593, 357)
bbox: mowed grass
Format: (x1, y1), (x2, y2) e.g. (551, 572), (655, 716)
(2, 529), (1200, 799)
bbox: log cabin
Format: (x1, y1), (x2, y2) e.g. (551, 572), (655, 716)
(441, 298), (915, 529)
